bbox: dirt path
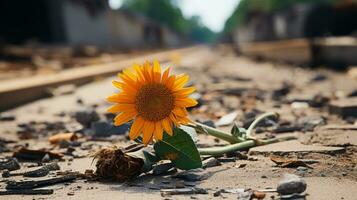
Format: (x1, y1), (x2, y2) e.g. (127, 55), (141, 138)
(0, 45), (356, 200)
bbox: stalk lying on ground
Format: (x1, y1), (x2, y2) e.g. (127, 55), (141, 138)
(193, 112), (297, 156)
(198, 135), (297, 156)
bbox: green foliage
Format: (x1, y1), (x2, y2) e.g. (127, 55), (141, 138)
(223, 0), (340, 33)
(122, 0), (217, 43)
(230, 122), (247, 142)
(154, 127), (202, 170)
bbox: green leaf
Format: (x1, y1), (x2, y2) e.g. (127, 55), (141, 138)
(154, 127), (202, 170)
(231, 122), (248, 142)
(179, 125), (198, 142)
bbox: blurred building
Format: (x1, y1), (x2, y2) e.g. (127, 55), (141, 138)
(234, 1), (357, 43)
(0, 0), (186, 49)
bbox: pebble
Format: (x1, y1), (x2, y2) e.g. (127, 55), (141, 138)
(202, 157), (221, 168)
(92, 121), (129, 137)
(213, 190), (221, 197)
(0, 113), (16, 121)
(0, 157), (20, 171)
(74, 109), (99, 127)
(277, 174), (307, 195)
(153, 163), (175, 175)
(42, 154), (51, 163)
(172, 169), (210, 181)
(175, 180), (185, 188)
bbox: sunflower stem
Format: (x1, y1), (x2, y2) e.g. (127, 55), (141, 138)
(246, 112), (279, 139)
(198, 135), (297, 156)
(193, 122), (240, 144)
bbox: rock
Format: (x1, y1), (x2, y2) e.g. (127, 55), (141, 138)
(42, 154), (51, 163)
(221, 188), (252, 200)
(277, 174), (307, 195)
(201, 120), (215, 128)
(0, 157), (20, 171)
(215, 111), (238, 127)
(172, 169), (210, 181)
(161, 187), (208, 196)
(217, 157), (236, 162)
(153, 163), (175, 175)
(92, 121), (129, 137)
(2, 170), (10, 178)
(310, 74), (327, 82)
(175, 180), (185, 188)
(213, 190), (221, 197)
(0, 113), (16, 121)
(74, 109), (99, 127)
(297, 116), (326, 131)
(329, 97), (357, 118)
(202, 157), (221, 168)
(252, 191), (266, 199)
(272, 82), (292, 101)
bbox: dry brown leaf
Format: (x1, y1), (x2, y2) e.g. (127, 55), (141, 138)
(270, 156), (313, 168)
(49, 133), (78, 144)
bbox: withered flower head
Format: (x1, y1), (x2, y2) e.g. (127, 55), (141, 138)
(93, 145), (156, 182)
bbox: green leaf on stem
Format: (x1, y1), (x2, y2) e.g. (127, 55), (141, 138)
(231, 122), (248, 142)
(154, 127), (202, 170)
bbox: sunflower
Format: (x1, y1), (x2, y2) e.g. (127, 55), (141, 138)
(107, 60), (197, 144)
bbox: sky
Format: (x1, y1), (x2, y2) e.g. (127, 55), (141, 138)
(178, 0), (240, 32)
(108, 0), (240, 32)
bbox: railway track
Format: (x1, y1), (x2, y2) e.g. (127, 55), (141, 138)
(0, 46), (204, 111)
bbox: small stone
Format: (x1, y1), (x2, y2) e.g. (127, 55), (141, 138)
(248, 156), (258, 161)
(92, 121), (129, 137)
(261, 175), (267, 178)
(201, 120), (215, 128)
(213, 190), (221, 197)
(202, 157), (221, 168)
(297, 116), (326, 131)
(215, 111), (238, 127)
(184, 181), (197, 187)
(0, 157), (20, 171)
(172, 169), (210, 181)
(175, 180), (185, 188)
(153, 163), (175, 175)
(253, 191), (266, 199)
(329, 97), (357, 118)
(42, 154), (51, 163)
(277, 174), (307, 195)
(2, 169), (10, 178)
(217, 157), (236, 162)
(74, 109), (99, 127)
(67, 191), (75, 196)
(296, 166), (308, 172)
(0, 113), (16, 121)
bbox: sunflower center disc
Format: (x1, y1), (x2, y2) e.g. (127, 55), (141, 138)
(135, 83), (174, 121)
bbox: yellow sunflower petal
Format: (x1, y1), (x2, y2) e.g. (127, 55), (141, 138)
(161, 67), (170, 83)
(154, 121), (163, 141)
(142, 121), (155, 144)
(106, 94), (135, 103)
(165, 75), (176, 90)
(173, 107), (187, 117)
(107, 104), (136, 113)
(175, 98), (198, 107)
(114, 112), (136, 126)
(169, 113), (179, 127)
(162, 118), (173, 136)
(129, 116), (145, 140)
(174, 74), (189, 89)
(173, 86), (196, 96)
